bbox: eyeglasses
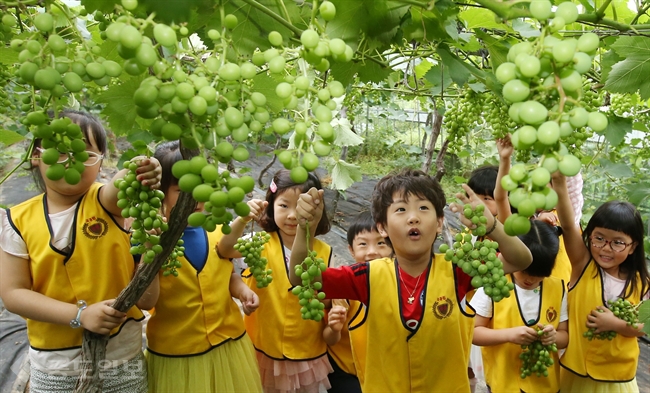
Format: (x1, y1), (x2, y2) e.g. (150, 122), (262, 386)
(590, 235), (634, 253)
(36, 147), (104, 167)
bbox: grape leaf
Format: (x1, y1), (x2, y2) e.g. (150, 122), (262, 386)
(624, 183), (650, 205)
(330, 160), (363, 190)
(638, 300), (650, 335)
(81, 0), (117, 14)
(600, 115), (632, 147)
(604, 37), (650, 99)
(599, 159), (633, 178)
(474, 30), (509, 70)
(460, 8), (507, 29)
(600, 50), (622, 82)
(0, 47), (18, 65)
(96, 75), (146, 135)
(0, 129), (25, 146)
(415, 60), (434, 80)
(332, 118), (363, 147)
(511, 19), (540, 38)
(252, 74), (283, 114)
(424, 65), (453, 95)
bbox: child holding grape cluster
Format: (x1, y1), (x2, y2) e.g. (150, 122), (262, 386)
(470, 219), (568, 393)
(144, 141), (262, 393)
(0, 110), (160, 392)
(289, 169), (533, 392)
(217, 169), (333, 393)
(554, 173), (649, 392)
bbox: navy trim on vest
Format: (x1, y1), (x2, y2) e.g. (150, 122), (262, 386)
(42, 196), (70, 258)
(511, 274), (543, 327)
(348, 301), (367, 331)
(5, 208), (23, 241)
(146, 330), (248, 358)
(253, 346), (328, 362)
(96, 184), (129, 234)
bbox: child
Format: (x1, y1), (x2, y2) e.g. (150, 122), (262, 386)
(289, 169), (533, 392)
(217, 169), (333, 393)
(145, 141), (263, 393)
(0, 110), (160, 392)
(325, 211), (393, 392)
(494, 135), (572, 286)
(467, 165), (499, 216)
(554, 173), (649, 392)
(470, 220), (568, 393)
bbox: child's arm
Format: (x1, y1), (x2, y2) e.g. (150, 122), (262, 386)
(587, 305), (646, 338)
(323, 305), (347, 346)
(288, 187), (325, 286)
(216, 199), (267, 259)
(494, 135), (514, 223)
(453, 184), (532, 274)
(538, 321), (569, 349)
(0, 250), (127, 335)
(551, 173), (589, 279)
(229, 269), (259, 315)
(473, 315), (539, 346)
(100, 156), (162, 217)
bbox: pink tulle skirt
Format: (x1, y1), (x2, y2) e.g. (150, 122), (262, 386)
(256, 351), (333, 393)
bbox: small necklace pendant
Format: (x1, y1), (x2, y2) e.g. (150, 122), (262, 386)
(407, 296), (415, 304)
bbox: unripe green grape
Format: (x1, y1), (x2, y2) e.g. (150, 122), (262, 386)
(319, 1), (336, 21)
(301, 29), (320, 49)
(529, 0), (552, 20)
(34, 13), (54, 32)
(555, 2), (579, 24)
(224, 14), (238, 30)
(268, 31), (283, 47)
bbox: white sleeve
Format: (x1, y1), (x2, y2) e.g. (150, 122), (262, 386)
(0, 209), (29, 259)
(559, 290), (569, 322)
(469, 288), (493, 318)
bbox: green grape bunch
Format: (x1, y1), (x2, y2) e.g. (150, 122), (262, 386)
(520, 330), (557, 379)
(494, 0), (609, 230)
(583, 298), (639, 341)
(291, 224), (327, 321)
(235, 230), (273, 288)
(440, 205), (513, 302)
(32, 117), (91, 185)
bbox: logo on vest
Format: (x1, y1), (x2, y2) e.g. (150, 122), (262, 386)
(432, 296), (453, 319)
(82, 217), (108, 240)
(545, 307), (557, 323)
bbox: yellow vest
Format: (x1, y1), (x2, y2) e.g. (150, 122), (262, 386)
(364, 255), (474, 393)
(348, 301), (368, 388)
(560, 260), (642, 382)
(550, 235), (571, 287)
(482, 275), (564, 393)
(243, 231), (332, 360)
(146, 229), (246, 356)
(7, 183), (143, 350)
(327, 299), (364, 376)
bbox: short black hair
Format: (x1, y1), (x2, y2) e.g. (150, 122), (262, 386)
(467, 165), (498, 198)
(520, 220), (562, 277)
(347, 211), (378, 247)
(260, 169), (331, 236)
(371, 168), (445, 229)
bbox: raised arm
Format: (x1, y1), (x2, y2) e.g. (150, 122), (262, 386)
(452, 184), (532, 274)
(288, 187), (324, 287)
(494, 135), (514, 223)
(552, 172), (589, 280)
(216, 199), (267, 259)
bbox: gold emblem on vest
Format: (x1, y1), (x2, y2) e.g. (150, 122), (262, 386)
(432, 296), (453, 319)
(82, 217), (108, 239)
(545, 306), (557, 323)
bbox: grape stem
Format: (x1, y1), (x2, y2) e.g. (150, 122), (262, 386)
(0, 140), (35, 186)
(596, 0), (614, 19)
(239, 0), (303, 37)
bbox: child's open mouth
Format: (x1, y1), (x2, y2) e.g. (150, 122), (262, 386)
(408, 228), (421, 239)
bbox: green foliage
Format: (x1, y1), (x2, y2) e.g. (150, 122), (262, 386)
(604, 37), (650, 100)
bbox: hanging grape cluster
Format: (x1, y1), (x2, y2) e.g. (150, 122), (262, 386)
(583, 298), (639, 341)
(234, 230), (273, 288)
(32, 117), (89, 184)
(443, 90), (483, 153)
(115, 159), (185, 276)
(520, 332), (557, 379)
(495, 1), (609, 232)
(291, 224), (327, 321)
(440, 205), (513, 302)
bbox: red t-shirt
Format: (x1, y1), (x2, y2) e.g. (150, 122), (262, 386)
(321, 261), (473, 330)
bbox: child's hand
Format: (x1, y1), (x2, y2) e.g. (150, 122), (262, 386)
(243, 199), (268, 223)
(327, 305), (347, 332)
(296, 187), (324, 228)
(132, 156), (162, 189)
(450, 184), (496, 232)
(586, 306), (619, 333)
(537, 324), (557, 345)
(508, 326), (539, 345)
(239, 288), (260, 315)
(79, 300), (127, 335)
(496, 134), (514, 160)
(535, 211), (558, 226)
